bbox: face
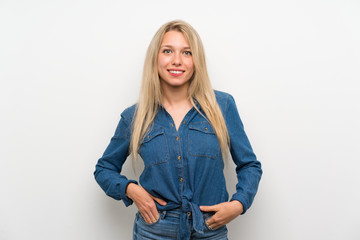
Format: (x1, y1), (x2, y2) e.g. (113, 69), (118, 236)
(157, 31), (194, 90)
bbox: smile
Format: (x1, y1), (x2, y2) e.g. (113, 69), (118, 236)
(168, 70), (185, 76)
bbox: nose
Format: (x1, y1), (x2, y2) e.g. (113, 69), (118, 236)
(172, 52), (182, 66)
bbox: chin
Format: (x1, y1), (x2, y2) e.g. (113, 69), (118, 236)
(162, 80), (189, 88)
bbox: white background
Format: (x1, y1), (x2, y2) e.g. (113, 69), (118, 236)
(1, 0), (359, 239)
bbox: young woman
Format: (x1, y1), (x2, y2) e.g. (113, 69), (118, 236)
(94, 20), (262, 240)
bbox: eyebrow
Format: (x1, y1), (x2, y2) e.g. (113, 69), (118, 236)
(160, 45), (191, 49)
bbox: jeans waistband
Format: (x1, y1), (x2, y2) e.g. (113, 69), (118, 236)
(160, 207), (192, 219)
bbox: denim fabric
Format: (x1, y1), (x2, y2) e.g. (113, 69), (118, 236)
(133, 208), (228, 240)
(94, 90), (262, 236)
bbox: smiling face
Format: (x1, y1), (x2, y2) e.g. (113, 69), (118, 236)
(157, 31), (194, 90)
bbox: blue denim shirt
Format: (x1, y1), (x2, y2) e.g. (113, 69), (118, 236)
(94, 90), (262, 234)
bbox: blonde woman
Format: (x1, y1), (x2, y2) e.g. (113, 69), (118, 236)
(94, 20), (262, 240)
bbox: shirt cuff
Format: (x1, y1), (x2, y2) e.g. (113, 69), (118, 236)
(230, 194), (249, 215)
(119, 179), (138, 207)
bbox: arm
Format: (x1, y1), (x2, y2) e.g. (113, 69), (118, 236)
(94, 108), (167, 222)
(93, 109), (137, 207)
(225, 94), (262, 214)
(200, 94), (262, 229)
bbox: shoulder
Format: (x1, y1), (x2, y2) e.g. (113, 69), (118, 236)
(214, 90), (235, 113)
(214, 89), (232, 101)
(120, 103), (137, 124)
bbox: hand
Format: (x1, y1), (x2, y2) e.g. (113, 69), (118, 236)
(126, 183), (167, 224)
(200, 200), (244, 230)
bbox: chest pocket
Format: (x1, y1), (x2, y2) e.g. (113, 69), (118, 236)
(188, 122), (221, 159)
(139, 128), (169, 168)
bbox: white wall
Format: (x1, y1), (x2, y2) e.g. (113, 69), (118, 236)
(1, 0), (359, 239)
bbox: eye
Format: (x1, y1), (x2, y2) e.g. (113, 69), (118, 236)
(163, 49), (172, 54)
(184, 51), (192, 56)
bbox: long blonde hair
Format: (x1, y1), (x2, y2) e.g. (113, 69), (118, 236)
(130, 20), (229, 160)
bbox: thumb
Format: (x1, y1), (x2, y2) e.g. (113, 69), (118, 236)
(200, 204), (218, 212)
(152, 196), (167, 206)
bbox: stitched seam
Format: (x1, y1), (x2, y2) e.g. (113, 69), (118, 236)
(143, 129), (169, 169)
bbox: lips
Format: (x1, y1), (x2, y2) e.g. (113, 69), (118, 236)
(168, 69), (185, 77)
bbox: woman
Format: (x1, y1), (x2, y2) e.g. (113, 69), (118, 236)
(94, 20), (262, 239)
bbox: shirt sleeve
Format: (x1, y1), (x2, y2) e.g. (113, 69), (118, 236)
(225, 94), (262, 214)
(94, 109), (138, 207)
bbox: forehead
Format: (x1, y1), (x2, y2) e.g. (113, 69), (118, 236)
(161, 31), (190, 47)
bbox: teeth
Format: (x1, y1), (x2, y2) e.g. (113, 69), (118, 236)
(169, 70), (183, 74)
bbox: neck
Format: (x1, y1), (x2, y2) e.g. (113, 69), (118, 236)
(161, 83), (191, 108)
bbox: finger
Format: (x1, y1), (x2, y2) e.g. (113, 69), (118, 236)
(206, 218), (216, 230)
(152, 196), (167, 206)
(208, 223), (221, 230)
(150, 211), (159, 223)
(207, 214), (224, 227)
(207, 217), (223, 230)
(148, 205), (159, 222)
(141, 211), (154, 224)
(207, 223), (215, 230)
(200, 205), (218, 212)
(144, 209), (158, 223)
(141, 205), (158, 224)
(206, 216), (215, 226)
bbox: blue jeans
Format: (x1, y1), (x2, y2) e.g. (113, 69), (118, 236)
(133, 208), (228, 240)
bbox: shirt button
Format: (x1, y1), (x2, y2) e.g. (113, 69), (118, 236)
(187, 212), (192, 216)
(171, 123), (174, 127)
(205, 127), (208, 131)
(183, 121), (186, 124)
(177, 156), (181, 160)
(180, 178), (183, 182)
(176, 136), (179, 141)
